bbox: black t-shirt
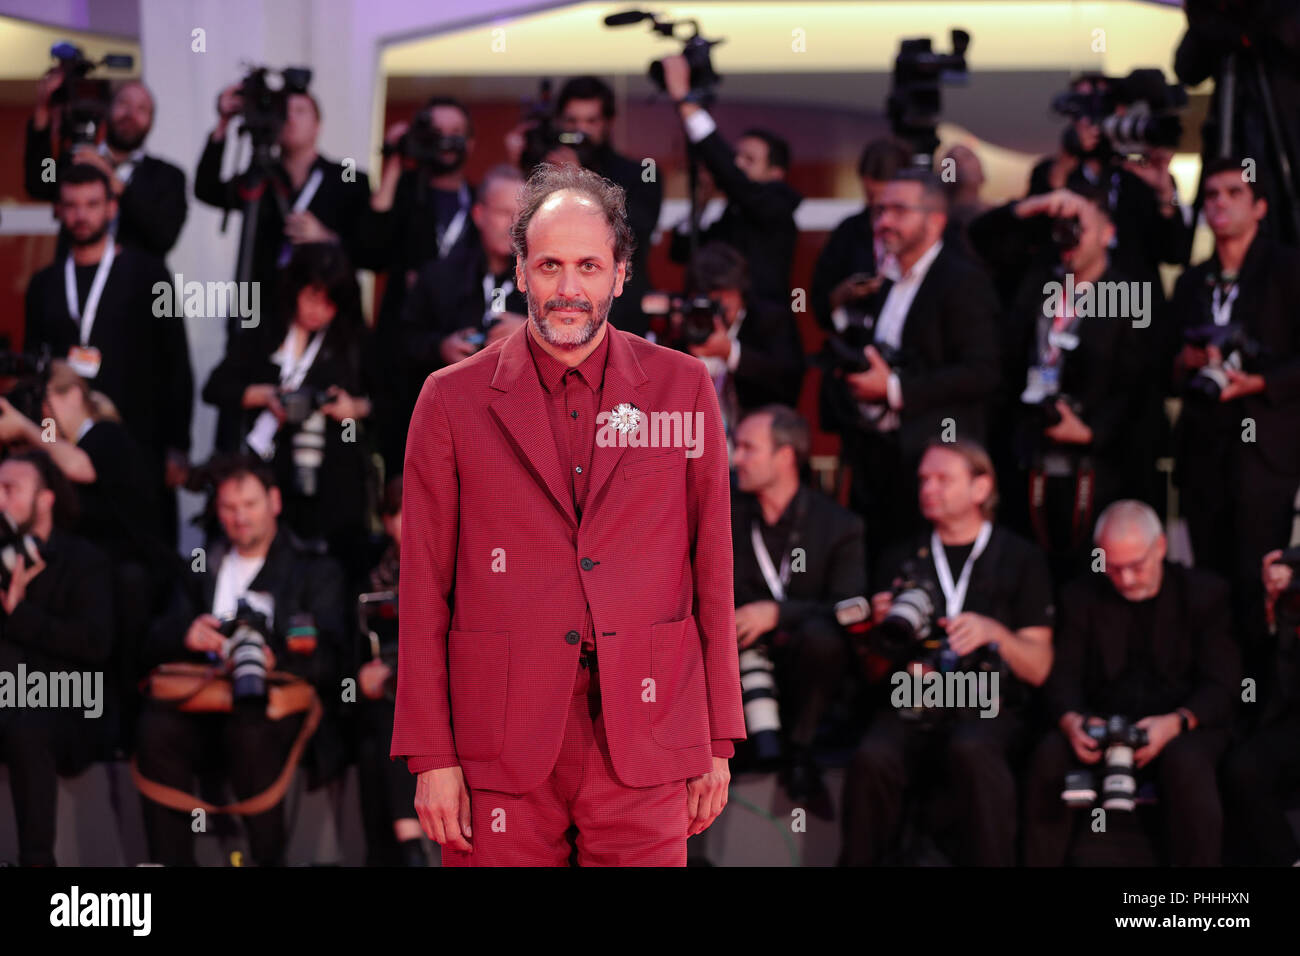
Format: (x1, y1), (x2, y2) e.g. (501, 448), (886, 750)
(73, 262), (97, 313)
(74, 419), (161, 559)
(1093, 594), (1175, 719)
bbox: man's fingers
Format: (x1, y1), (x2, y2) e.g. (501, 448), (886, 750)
(459, 782), (473, 839)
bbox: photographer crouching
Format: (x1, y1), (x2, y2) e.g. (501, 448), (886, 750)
(202, 243), (377, 590)
(135, 454), (346, 866)
(841, 441), (1054, 865)
(1024, 501), (1239, 866)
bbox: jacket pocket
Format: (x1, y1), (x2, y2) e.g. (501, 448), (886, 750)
(650, 616), (709, 749)
(447, 629), (509, 761)
(623, 450), (685, 480)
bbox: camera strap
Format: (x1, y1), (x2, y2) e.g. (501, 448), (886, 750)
(437, 183), (471, 258)
(931, 520), (992, 618)
(63, 239), (116, 347)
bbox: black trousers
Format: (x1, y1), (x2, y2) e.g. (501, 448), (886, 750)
(135, 701), (305, 866)
(1023, 727), (1228, 866)
(769, 616), (849, 750)
(1223, 710), (1300, 865)
(841, 707), (1022, 865)
(0, 718), (58, 866)
(357, 698), (418, 865)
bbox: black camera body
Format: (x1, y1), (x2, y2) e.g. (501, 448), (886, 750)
(1062, 714), (1149, 812)
(220, 598), (273, 702)
(1052, 68), (1187, 158)
(280, 385), (328, 427)
(1051, 215), (1083, 251)
(605, 11), (723, 107)
(235, 65), (313, 149)
(386, 105), (469, 172)
(1183, 322), (1267, 401)
(0, 348), (52, 425)
(642, 291), (725, 348)
(48, 42), (134, 149)
(887, 30), (970, 162)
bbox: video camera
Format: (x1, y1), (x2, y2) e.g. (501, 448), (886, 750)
(604, 9), (724, 108)
(1062, 714), (1149, 812)
(231, 64), (313, 150)
(47, 42), (134, 150)
(1051, 69), (1187, 158)
(887, 30), (970, 165)
(1182, 321), (1267, 401)
(384, 103), (469, 173)
(514, 79), (595, 174)
(641, 290), (724, 348)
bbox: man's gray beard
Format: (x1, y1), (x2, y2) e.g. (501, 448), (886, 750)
(527, 289), (614, 348)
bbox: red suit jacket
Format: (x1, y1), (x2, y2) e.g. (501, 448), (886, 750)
(392, 321), (745, 792)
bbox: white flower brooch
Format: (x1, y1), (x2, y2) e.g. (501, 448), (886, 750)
(608, 402), (642, 435)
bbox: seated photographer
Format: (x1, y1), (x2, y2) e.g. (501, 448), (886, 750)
(392, 164), (527, 467)
(823, 168), (1001, 571)
(197, 77), (371, 333)
(1170, 157), (1300, 677)
(811, 136), (913, 335)
(135, 454), (346, 867)
(1222, 545), (1300, 866)
(354, 477), (425, 866)
(659, 55), (801, 305)
(841, 441), (1053, 866)
(201, 243), (377, 590)
(731, 406), (865, 815)
(27, 71), (188, 259)
(1024, 500), (1239, 866)
(674, 242), (805, 440)
(991, 186), (1143, 583)
(0, 450), (113, 866)
(25, 163), (194, 546)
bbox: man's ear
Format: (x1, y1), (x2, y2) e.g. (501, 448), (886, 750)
(37, 486), (56, 520)
(268, 486), (282, 519)
(613, 261), (626, 298)
(972, 473), (993, 510)
(1155, 533), (1168, 563)
(514, 259), (527, 295)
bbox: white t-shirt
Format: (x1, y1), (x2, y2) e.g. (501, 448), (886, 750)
(211, 552), (267, 621)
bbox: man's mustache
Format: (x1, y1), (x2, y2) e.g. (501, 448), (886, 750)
(546, 298), (591, 312)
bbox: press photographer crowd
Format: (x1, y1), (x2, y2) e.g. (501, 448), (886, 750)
(4, 0), (1300, 868)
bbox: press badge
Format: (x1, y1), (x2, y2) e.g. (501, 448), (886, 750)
(1021, 365), (1059, 404)
(1047, 328), (1080, 352)
(67, 345), (103, 379)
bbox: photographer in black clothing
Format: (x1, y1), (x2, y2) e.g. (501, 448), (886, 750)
(1170, 158), (1300, 675)
(660, 55), (801, 306)
(136, 455), (347, 867)
(202, 243), (377, 590)
(0, 450), (113, 866)
(1024, 501), (1239, 866)
(26, 75), (188, 259)
(196, 81), (370, 339)
(841, 442), (1054, 866)
(731, 406), (865, 814)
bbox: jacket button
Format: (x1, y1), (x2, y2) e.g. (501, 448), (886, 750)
(580, 557), (595, 571)
(565, 630), (581, 644)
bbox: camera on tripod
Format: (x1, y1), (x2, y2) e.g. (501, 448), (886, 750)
(1051, 69), (1187, 158)
(231, 64), (313, 150)
(47, 42), (134, 150)
(887, 30), (970, 164)
(1062, 714), (1149, 812)
(604, 9), (724, 107)
(1182, 322), (1267, 401)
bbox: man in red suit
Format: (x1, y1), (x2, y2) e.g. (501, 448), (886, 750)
(392, 162), (745, 865)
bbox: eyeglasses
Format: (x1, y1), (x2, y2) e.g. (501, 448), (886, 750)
(870, 202), (934, 220)
(1103, 537), (1161, 576)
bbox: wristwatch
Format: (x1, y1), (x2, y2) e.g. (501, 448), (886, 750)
(1176, 708), (1192, 734)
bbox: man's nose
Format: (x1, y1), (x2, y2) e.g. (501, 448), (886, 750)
(556, 267), (582, 297)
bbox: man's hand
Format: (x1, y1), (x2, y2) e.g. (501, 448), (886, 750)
(486, 312), (527, 345)
(284, 210), (336, 245)
(69, 146), (125, 196)
(688, 317), (732, 361)
(321, 386), (370, 422)
(183, 613), (228, 655)
(735, 600), (779, 649)
(1263, 550), (1294, 603)
(358, 659), (392, 700)
(34, 68), (65, 123)
(1218, 368), (1267, 402)
(844, 345), (892, 402)
(1123, 149), (1176, 207)
(660, 54), (693, 104)
(1177, 343), (1210, 373)
(164, 449), (190, 490)
(415, 766), (473, 853)
(1134, 713), (1182, 768)
(1, 554), (46, 615)
(942, 611), (1006, 657)
(870, 591), (894, 626)
(1014, 189), (1091, 222)
(440, 329), (480, 365)
(685, 756), (730, 837)
(1060, 712), (1102, 765)
(829, 274), (882, 311)
(1043, 400), (1093, 445)
(241, 384), (286, 423)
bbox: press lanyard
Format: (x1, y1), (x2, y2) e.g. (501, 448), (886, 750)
(293, 168), (324, 214)
(482, 274), (515, 324)
(751, 491), (806, 602)
(437, 184), (471, 257)
(1211, 280), (1238, 327)
(931, 521), (993, 619)
(277, 328), (326, 390)
(64, 241), (116, 346)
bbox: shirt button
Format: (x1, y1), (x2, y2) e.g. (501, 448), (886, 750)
(570, 410), (578, 418)
(580, 557), (595, 571)
(565, 630), (581, 645)
(575, 465), (582, 474)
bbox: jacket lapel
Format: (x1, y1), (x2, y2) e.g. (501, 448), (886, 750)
(584, 325), (650, 513)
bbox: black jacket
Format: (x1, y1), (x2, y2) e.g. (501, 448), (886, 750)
(144, 528), (350, 782)
(1171, 235), (1300, 476)
(733, 298), (807, 412)
(810, 208), (876, 333)
(670, 129), (802, 305)
(24, 119), (188, 259)
(24, 246), (194, 460)
(588, 144), (663, 338)
(732, 485), (867, 625)
(1048, 562), (1239, 729)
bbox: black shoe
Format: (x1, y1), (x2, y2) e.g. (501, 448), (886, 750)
(399, 838), (429, 867)
(780, 754), (835, 821)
